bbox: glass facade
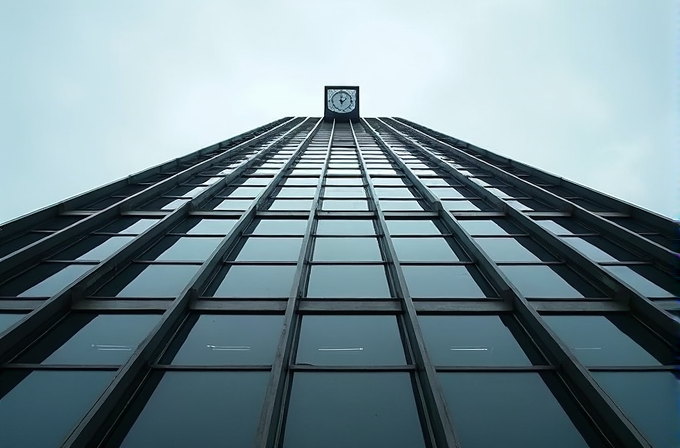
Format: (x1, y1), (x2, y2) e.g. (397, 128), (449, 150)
(0, 114), (676, 448)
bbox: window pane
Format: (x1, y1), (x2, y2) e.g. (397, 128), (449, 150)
(19, 314), (160, 365)
(402, 266), (489, 298)
(141, 237), (223, 262)
(277, 187), (317, 198)
(210, 265), (296, 298)
(603, 266), (677, 298)
(313, 237), (382, 261)
(0, 314), (24, 333)
(324, 177), (363, 186)
(393, 237), (461, 262)
(593, 372), (677, 448)
(0, 264), (95, 298)
(458, 219), (519, 235)
(170, 315), (283, 365)
(114, 371), (269, 448)
(500, 265), (593, 299)
(97, 265), (199, 298)
(269, 199), (313, 211)
(235, 237), (302, 262)
(419, 315), (535, 366)
(182, 219), (237, 235)
(561, 237), (637, 262)
(542, 315), (671, 366)
(322, 199), (369, 211)
(100, 218), (159, 235)
(296, 316), (405, 366)
(372, 177), (406, 186)
(386, 220), (441, 235)
(226, 186), (265, 198)
(251, 219), (308, 235)
(323, 187), (366, 198)
(316, 219), (375, 235)
(535, 219), (592, 235)
(375, 187), (415, 199)
(307, 265), (391, 298)
(379, 200), (424, 211)
(0, 370), (115, 448)
(475, 237), (554, 262)
(283, 372), (426, 448)
(439, 373), (597, 448)
(211, 199), (253, 211)
(56, 236), (134, 261)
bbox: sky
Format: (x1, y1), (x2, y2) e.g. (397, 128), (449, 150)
(0, 0), (677, 223)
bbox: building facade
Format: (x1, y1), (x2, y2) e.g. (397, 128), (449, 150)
(0, 88), (677, 448)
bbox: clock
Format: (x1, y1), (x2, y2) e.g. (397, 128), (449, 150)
(324, 86), (360, 121)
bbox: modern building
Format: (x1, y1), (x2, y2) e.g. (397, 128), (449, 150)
(0, 87), (677, 448)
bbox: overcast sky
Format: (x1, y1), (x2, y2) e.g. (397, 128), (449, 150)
(0, 0), (677, 223)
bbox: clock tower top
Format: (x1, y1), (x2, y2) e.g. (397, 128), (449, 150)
(324, 86), (360, 121)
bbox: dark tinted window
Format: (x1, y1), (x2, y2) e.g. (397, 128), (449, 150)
(113, 372), (269, 448)
(475, 237), (555, 262)
(393, 237), (461, 262)
(0, 370), (115, 448)
(386, 220), (441, 235)
(500, 265), (595, 299)
(97, 265), (199, 298)
(209, 265), (296, 298)
(402, 266), (490, 298)
(56, 236), (134, 261)
(296, 315), (405, 366)
(234, 237), (302, 262)
(1, 264), (95, 298)
(316, 219), (375, 235)
(439, 373), (597, 448)
(19, 314), (161, 365)
(0, 314), (25, 333)
(170, 315), (284, 365)
(251, 219), (308, 235)
(312, 237), (382, 261)
(283, 373), (426, 448)
(306, 265), (391, 298)
(140, 237), (223, 262)
(180, 219), (238, 235)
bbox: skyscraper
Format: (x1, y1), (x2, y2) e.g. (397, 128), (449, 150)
(0, 87), (677, 448)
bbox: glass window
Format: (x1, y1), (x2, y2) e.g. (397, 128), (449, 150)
(0, 313), (25, 333)
(56, 236), (134, 261)
(603, 266), (677, 298)
(251, 219), (308, 235)
(307, 265), (391, 298)
(99, 218), (159, 235)
(277, 187), (317, 198)
(209, 265), (296, 298)
(235, 237), (302, 262)
(18, 314), (161, 365)
(420, 178), (451, 187)
(443, 200), (483, 211)
(429, 187), (469, 199)
(283, 177), (318, 186)
(321, 199), (369, 211)
(313, 237), (382, 261)
(392, 237), (461, 261)
(296, 315), (405, 366)
(386, 220), (441, 235)
(283, 372), (426, 448)
(439, 373), (597, 448)
(375, 188), (415, 199)
(475, 237), (554, 262)
(324, 177), (363, 186)
(323, 187), (366, 198)
(268, 199), (313, 211)
(0, 370), (115, 448)
(500, 265), (596, 299)
(0, 264), (95, 298)
(543, 315), (672, 366)
(140, 237), (223, 262)
(316, 219), (375, 235)
(170, 315), (283, 365)
(458, 219), (520, 235)
(402, 265), (489, 299)
(593, 372), (678, 448)
(141, 198), (188, 211)
(226, 186), (265, 198)
(535, 219), (592, 235)
(419, 315), (536, 365)
(327, 169), (362, 176)
(210, 199), (253, 211)
(372, 177), (406, 186)
(182, 219), (238, 235)
(561, 237), (637, 262)
(379, 200), (424, 211)
(113, 371), (269, 448)
(97, 264), (200, 298)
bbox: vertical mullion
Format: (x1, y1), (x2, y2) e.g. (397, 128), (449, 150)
(376, 118), (678, 343)
(365, 118), (651, 448)
(62, 118), (323, 448)
(350, 121), (461, 448)
(0, 117), (307, 364)
(256, 120), (336, 448)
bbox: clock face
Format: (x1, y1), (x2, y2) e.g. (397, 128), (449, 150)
(327, 89), (356, 113)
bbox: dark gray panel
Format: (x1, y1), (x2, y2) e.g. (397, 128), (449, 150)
(393, 237), (461, 262)
(315, 219), (375, 235)
(283, 372), (426, 448)
(296, 315), (405, 366)
(251, 219), (308, 235)
(210, 265), (296, 298)
(235, 237), (303, 262)
(385, 219), (441, 235)
(96, 265), (200, 298)
(1, 264), (95, 298)
(55, 236), (135, 261)
(312, 237), (382, 261)
(306, 265), (391, 298)
(140, 237), (223, 262)
(402, 266), (490, 298)
(0, 313), (25, 333)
